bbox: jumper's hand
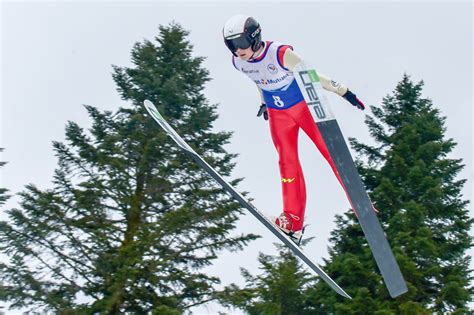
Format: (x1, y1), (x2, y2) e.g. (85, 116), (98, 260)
(343, 90), (365, 110)
(257, 104), (268, 120)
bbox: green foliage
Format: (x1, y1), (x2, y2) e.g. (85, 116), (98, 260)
(0, 23), (258, 314)
(312, 74), (473, 314)
(219, 75), (473, 314)
(218, 243), (320, 315)
(0, 148), (8, 207)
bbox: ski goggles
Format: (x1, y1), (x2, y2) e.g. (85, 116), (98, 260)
(224, 34), (252, 52)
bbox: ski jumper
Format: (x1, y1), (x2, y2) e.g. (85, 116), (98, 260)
(232, 41), (348, 231)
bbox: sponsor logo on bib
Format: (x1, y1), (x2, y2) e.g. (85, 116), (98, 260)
(267, 63), (278, 74)
(242, 68), (259, 74)
(253, 73), (290, 86)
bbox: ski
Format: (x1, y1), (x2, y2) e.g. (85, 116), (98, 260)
(143, 99), (351, 299)
(294, 62), (408, 298)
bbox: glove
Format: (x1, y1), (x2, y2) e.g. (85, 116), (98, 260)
(343, 90), (365, 110)
(257, 104), (268, 120)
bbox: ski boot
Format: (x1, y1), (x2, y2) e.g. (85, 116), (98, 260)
(273, 212), (305, 246)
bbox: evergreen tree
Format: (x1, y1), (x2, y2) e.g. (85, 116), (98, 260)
(0, 148), (8, 207)
(0, 149), (8, 315)
(0, 23), (257, 314)
(310, 74), (473, 314)
(219, 242), (319, 315)
(219, 75), (472, 314)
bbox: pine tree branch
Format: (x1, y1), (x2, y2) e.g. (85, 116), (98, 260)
(182, 296), (217, 309)
(16, 244), (87, 297)
(9, 226), (96, 285)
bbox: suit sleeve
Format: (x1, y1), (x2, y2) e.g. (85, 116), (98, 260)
(257, 86), (265, 105)
(282, 49), (348, 96)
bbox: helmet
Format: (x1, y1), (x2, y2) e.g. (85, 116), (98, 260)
(223, 14), (262, 56)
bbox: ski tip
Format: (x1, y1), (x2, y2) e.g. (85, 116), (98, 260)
(143, 99), (156, 113)
(143, 100), (164, 121)
(143, 99), (153, 107)
(143, 99), (154, 113)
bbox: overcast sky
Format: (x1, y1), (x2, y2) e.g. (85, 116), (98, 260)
(1, 1), (472, 314)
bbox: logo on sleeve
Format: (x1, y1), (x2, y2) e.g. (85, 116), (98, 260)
(330, 80), (341, 88)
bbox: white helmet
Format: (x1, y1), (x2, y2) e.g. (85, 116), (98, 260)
(223, 14), (262, 56)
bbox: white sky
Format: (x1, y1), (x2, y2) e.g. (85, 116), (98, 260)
(1, 1), (472, 314)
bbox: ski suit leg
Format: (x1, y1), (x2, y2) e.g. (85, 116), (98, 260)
(291, 101), (355, 210)
(267, 107), (306, 231)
